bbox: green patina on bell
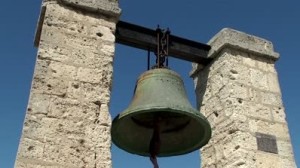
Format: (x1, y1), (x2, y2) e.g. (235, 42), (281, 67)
(111, 68), (211, 157)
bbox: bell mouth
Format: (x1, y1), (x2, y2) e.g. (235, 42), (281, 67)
(131, 111), (191, 133)
(111, 109), (211, 157)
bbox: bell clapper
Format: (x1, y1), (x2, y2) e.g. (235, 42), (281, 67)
(149, 116), (161, 168)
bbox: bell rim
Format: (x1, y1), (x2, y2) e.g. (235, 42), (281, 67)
(111, 108), (211, 157)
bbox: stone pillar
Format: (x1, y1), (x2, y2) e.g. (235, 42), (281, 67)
(15, 0), (120, 167)
(191, 29), (297, 168)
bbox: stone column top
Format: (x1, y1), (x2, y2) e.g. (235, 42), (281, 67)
(48, 0), (121, 18)
(35, 0), (120, 47)
(190, 28), (279, 77)
(208, 28), (279, 60)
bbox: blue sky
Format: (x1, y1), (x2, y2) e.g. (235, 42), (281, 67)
(0, 0), (299, 167)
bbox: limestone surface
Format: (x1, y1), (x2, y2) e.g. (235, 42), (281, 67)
(191, 28), (297, 168)
(15, 1), (119, 167)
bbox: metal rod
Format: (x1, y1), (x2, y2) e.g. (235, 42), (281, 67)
(166, 29), (170, 67)
(147, 48), (150, 70)
(156, 27), (161, 68)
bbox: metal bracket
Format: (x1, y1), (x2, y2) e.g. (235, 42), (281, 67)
(115, 21), (212, 64)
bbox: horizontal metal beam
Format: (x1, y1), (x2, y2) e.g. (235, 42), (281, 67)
(115, 21), (212, 64)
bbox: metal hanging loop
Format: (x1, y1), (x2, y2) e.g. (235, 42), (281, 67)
(154, 26), (170, 69)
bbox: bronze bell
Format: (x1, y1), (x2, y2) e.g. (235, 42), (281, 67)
(111, 68), (211, 157)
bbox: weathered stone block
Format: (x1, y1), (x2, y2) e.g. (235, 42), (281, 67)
(260, 91), (283, 106)
(77, 67), (105, 84)
(267, 72), (281, 93)
(213, 143), (224, 162)
(44, 117), (86, 136)
(244, 102), (272, 121)
(277, 139), (295, 157)
(200, 96), (223, 117)
(242, 54), (256, 68)
(220, 100), (245, 119)
(85, 125), (111, 148)
(201, 145), (216, 167)
(255, 56), (276, 73)
(222, 132), (256, 157)
(250, 68), (268, 90)
(271, 106), (287, 123)
(249, 119), (290, 140)
(205, 112), (227, 130)
(37, 46), (69, 63)
(219, 83), (248, 101)
(48, 61), (77, 80)
(67, 81), (110, 103)
(27, 94), (51, 115)
(95, 147), (112, 167)
(40, 45), (113, 69)
(22, 115), (44, 142)
(212, 118), (250, 139)
(202, 165), (217, 168)
(17, 138), (44, 160)
(98, 104), (112, 126)
(220, 149), (256, 168)
(42, 143), (65, 165)
(32, 76), (68, 96)
(48, 97), (99, 121)
(43, 141), (96, 167)
(91, 25), (116, 42)
(234, 65), (252, 86)
(247, 87), (261, 103)
(34, 59), (51, 79)
(279, 158), (298, 168)
(254, 152), (284, 168)
(15, 160), (62, 168)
